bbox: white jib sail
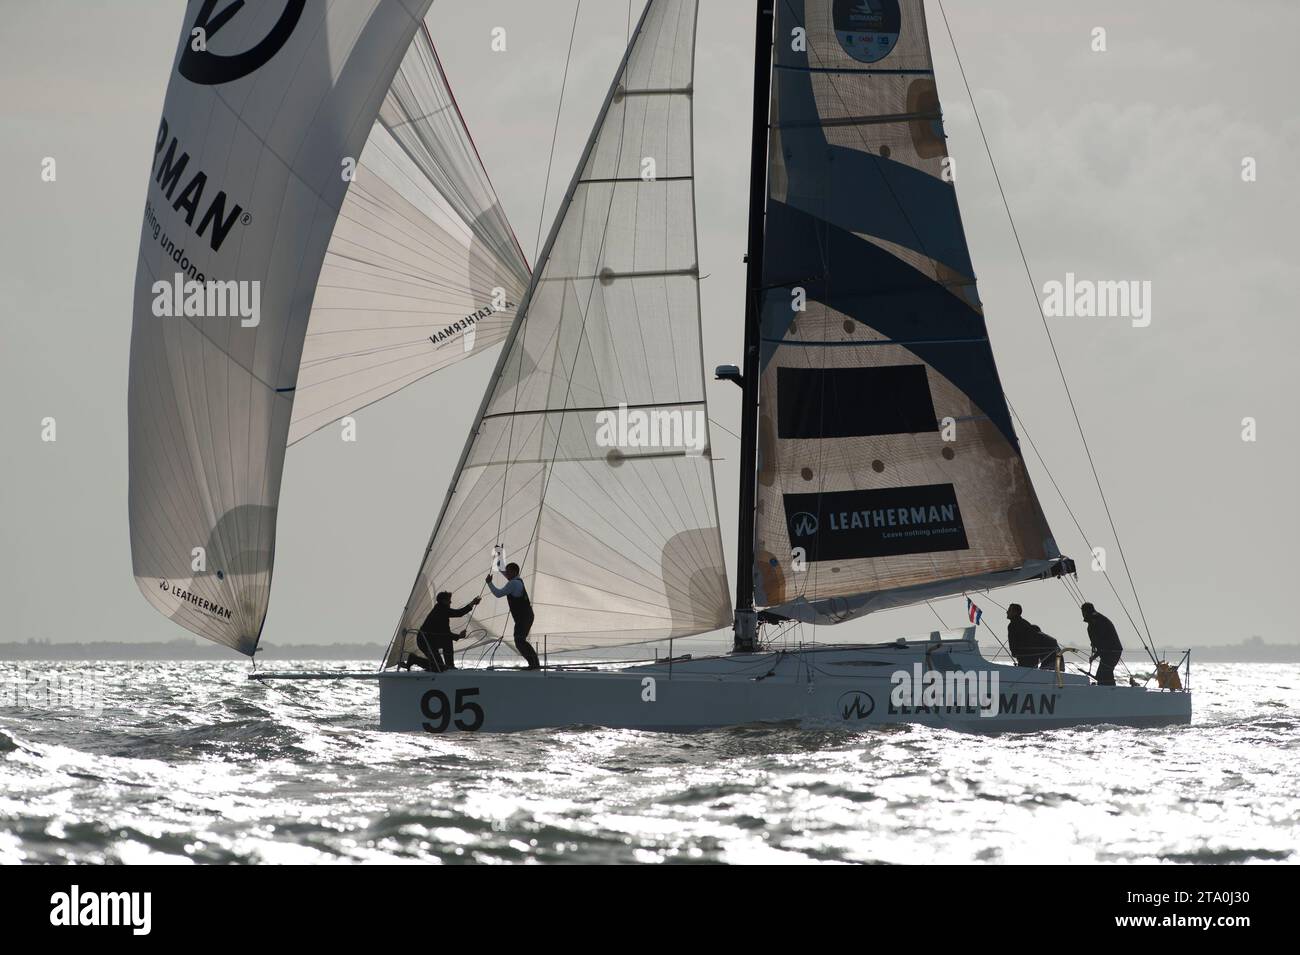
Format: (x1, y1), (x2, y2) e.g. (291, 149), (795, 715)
(388, 0), (731, 664)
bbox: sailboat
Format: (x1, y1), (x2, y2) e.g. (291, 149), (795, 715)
(128, 0), (1191, 733)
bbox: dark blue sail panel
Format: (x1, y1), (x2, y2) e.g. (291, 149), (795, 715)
(761, 198), (1016, 446)
(752, 0), (1060, 623)
(771, 81), (974, 278)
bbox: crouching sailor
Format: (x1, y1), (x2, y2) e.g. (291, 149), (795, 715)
(414, 591), (480, 671)
(1006, 603), (1063, 670)
(1082, 602), (1123, 686)
(486, 563), (542, 670)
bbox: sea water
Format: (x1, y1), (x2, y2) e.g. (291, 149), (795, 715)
(0, 662), (1295, 864)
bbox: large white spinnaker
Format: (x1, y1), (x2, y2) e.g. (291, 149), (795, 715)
(387, 0), (731, 665)
(128, 0), (528, 655)
(292, 24), (530, 443)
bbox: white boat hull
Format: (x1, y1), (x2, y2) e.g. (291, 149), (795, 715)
(376, 637), (1191, 734)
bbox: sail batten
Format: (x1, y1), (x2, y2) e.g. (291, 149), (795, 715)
(387, 0), (729, 665)
(752, 0), (1062, 625)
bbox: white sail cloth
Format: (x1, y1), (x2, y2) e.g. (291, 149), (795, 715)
(388, 0), (731, 663)
(292, 25), (529, 443)
(128, 0), (524, 655)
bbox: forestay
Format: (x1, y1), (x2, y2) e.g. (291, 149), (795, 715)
(387, 0), (730, 664)
(753, 0), (1062, 624)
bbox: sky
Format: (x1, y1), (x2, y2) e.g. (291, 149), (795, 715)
(1, 0), (1297, 656)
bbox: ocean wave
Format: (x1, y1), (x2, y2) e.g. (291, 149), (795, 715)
(1, 661), (1297, 864)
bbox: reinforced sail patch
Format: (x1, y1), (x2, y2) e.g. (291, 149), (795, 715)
(833, 0), (903, 64)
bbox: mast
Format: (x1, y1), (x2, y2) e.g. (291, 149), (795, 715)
(733, 1), (775, 652)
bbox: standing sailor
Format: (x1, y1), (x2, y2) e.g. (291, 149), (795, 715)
(1081, 602), (1123, 686)
(486, 563), (541, 670)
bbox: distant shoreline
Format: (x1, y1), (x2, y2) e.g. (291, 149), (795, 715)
(0, 637), (1296, 663)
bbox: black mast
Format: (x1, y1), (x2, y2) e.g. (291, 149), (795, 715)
(732, 1), (775, 652)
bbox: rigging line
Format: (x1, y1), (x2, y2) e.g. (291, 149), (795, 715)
(709, 416), (739, 440)
(532, 1), (584, 265)
(422, 24), (533, 272)
(512, 1), (669, 572)
(1007, 399), (1148, 649)
(977, 617), (1011, 661)
(935, 0), (1158, 660)
(1060, 575), (1085, 607)
(495, 0), (584, 557)
(958, 592), (1015, 658)
(972, 582), (1125, 683)
(925, 600), (948, 629)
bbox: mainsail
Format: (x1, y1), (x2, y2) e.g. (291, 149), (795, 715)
(128, 1), (524, 654)
(387, 0), (730, 663)
(751, 0), (1063, 624)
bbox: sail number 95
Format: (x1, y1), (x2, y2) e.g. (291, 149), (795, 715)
(420, 687), (484, 733)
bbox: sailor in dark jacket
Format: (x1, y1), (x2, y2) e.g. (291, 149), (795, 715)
(1081, 602), (1123, 686)
(1006, 603), (1062, 670)
(415, 591), (480, 671)
(486, 563), (541, 670)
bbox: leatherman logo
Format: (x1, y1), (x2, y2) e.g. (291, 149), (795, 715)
(790, 512), (819, 536)
(150, 117), (246, 253)
(178, 0), (307, 86)
(783, 486), (969, 562)
(428, 300), (515, 346)
(837, 690), (875, 720)
(159, 581), (234, 621)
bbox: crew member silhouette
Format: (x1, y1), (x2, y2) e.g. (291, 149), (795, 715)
(486, 563), (541, 670)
